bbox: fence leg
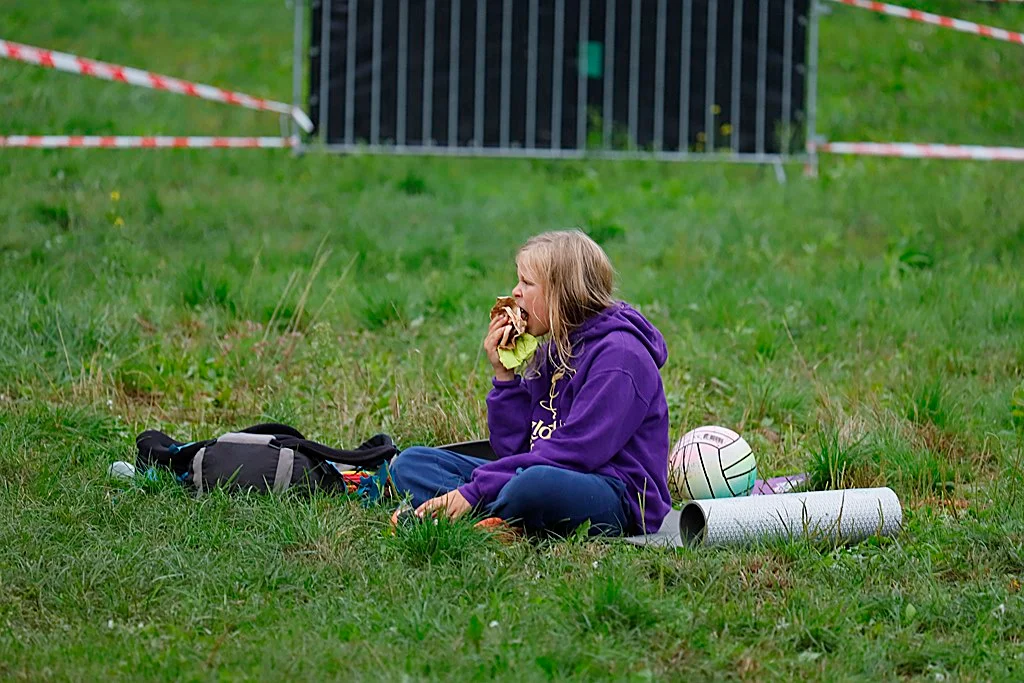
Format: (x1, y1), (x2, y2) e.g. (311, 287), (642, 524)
(292, 0), (305, 140)
(804, 138), (821, 178)
(804, 0), (821, 179)
(774, 161), (787, 184)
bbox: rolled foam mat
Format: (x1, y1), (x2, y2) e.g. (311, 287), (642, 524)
(625, 487), (902, 547)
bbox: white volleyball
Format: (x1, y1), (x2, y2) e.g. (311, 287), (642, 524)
(668, 425), (757, 501)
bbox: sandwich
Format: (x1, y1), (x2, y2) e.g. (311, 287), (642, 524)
(490, 296), (539, 370)
(490, 296), (528, 349)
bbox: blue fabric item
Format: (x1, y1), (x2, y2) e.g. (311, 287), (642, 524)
(356, 460), (395, 505)
(142, 467), (188, 483)
(390, 446), (634, 537)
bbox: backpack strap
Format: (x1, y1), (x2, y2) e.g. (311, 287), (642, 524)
(218, 432), (276, 446)
(136, 429), (212, 477)
(283, 433), (398, 469)
(240, 423), (305, 439)
(192, 446), (207, 495)
(274, 448), (295, 494)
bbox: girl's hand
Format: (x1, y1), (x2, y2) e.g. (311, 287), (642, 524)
(416, 490), (472, 520)
(484, 313), (515, 381)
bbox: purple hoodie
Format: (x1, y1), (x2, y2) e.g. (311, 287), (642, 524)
(458, 302), (671, 534)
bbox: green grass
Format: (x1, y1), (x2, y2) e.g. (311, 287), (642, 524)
(3, 0), (1024, 679)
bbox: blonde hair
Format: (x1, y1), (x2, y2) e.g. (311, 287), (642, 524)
(517, 229), (615, 373)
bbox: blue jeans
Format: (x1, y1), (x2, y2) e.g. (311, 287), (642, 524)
(389, 446), (634, 537)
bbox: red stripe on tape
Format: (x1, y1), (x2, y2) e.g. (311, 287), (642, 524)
(76, 57), (95, 76)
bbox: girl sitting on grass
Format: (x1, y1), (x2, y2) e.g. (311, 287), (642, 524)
(389, 229), (671, 537)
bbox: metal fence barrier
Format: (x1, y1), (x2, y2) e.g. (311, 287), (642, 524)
(297, 0), (818, 164)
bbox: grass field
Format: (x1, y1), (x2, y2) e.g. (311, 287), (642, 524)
(2, 0), (1024, 679)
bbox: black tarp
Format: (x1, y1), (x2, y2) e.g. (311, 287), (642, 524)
(310, 0), (809, 154)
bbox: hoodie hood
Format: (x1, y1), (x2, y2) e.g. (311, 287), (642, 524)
(570, 302), (668, 368)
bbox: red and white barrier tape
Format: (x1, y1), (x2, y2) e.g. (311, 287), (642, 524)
(814, 141), (1024, 161)
(0, 39), (314, 132)
(828, 0), (1024, 45)
(0, 135), (298, 149)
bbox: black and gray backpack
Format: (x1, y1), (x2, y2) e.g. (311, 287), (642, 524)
(135, 423), (398, 495)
